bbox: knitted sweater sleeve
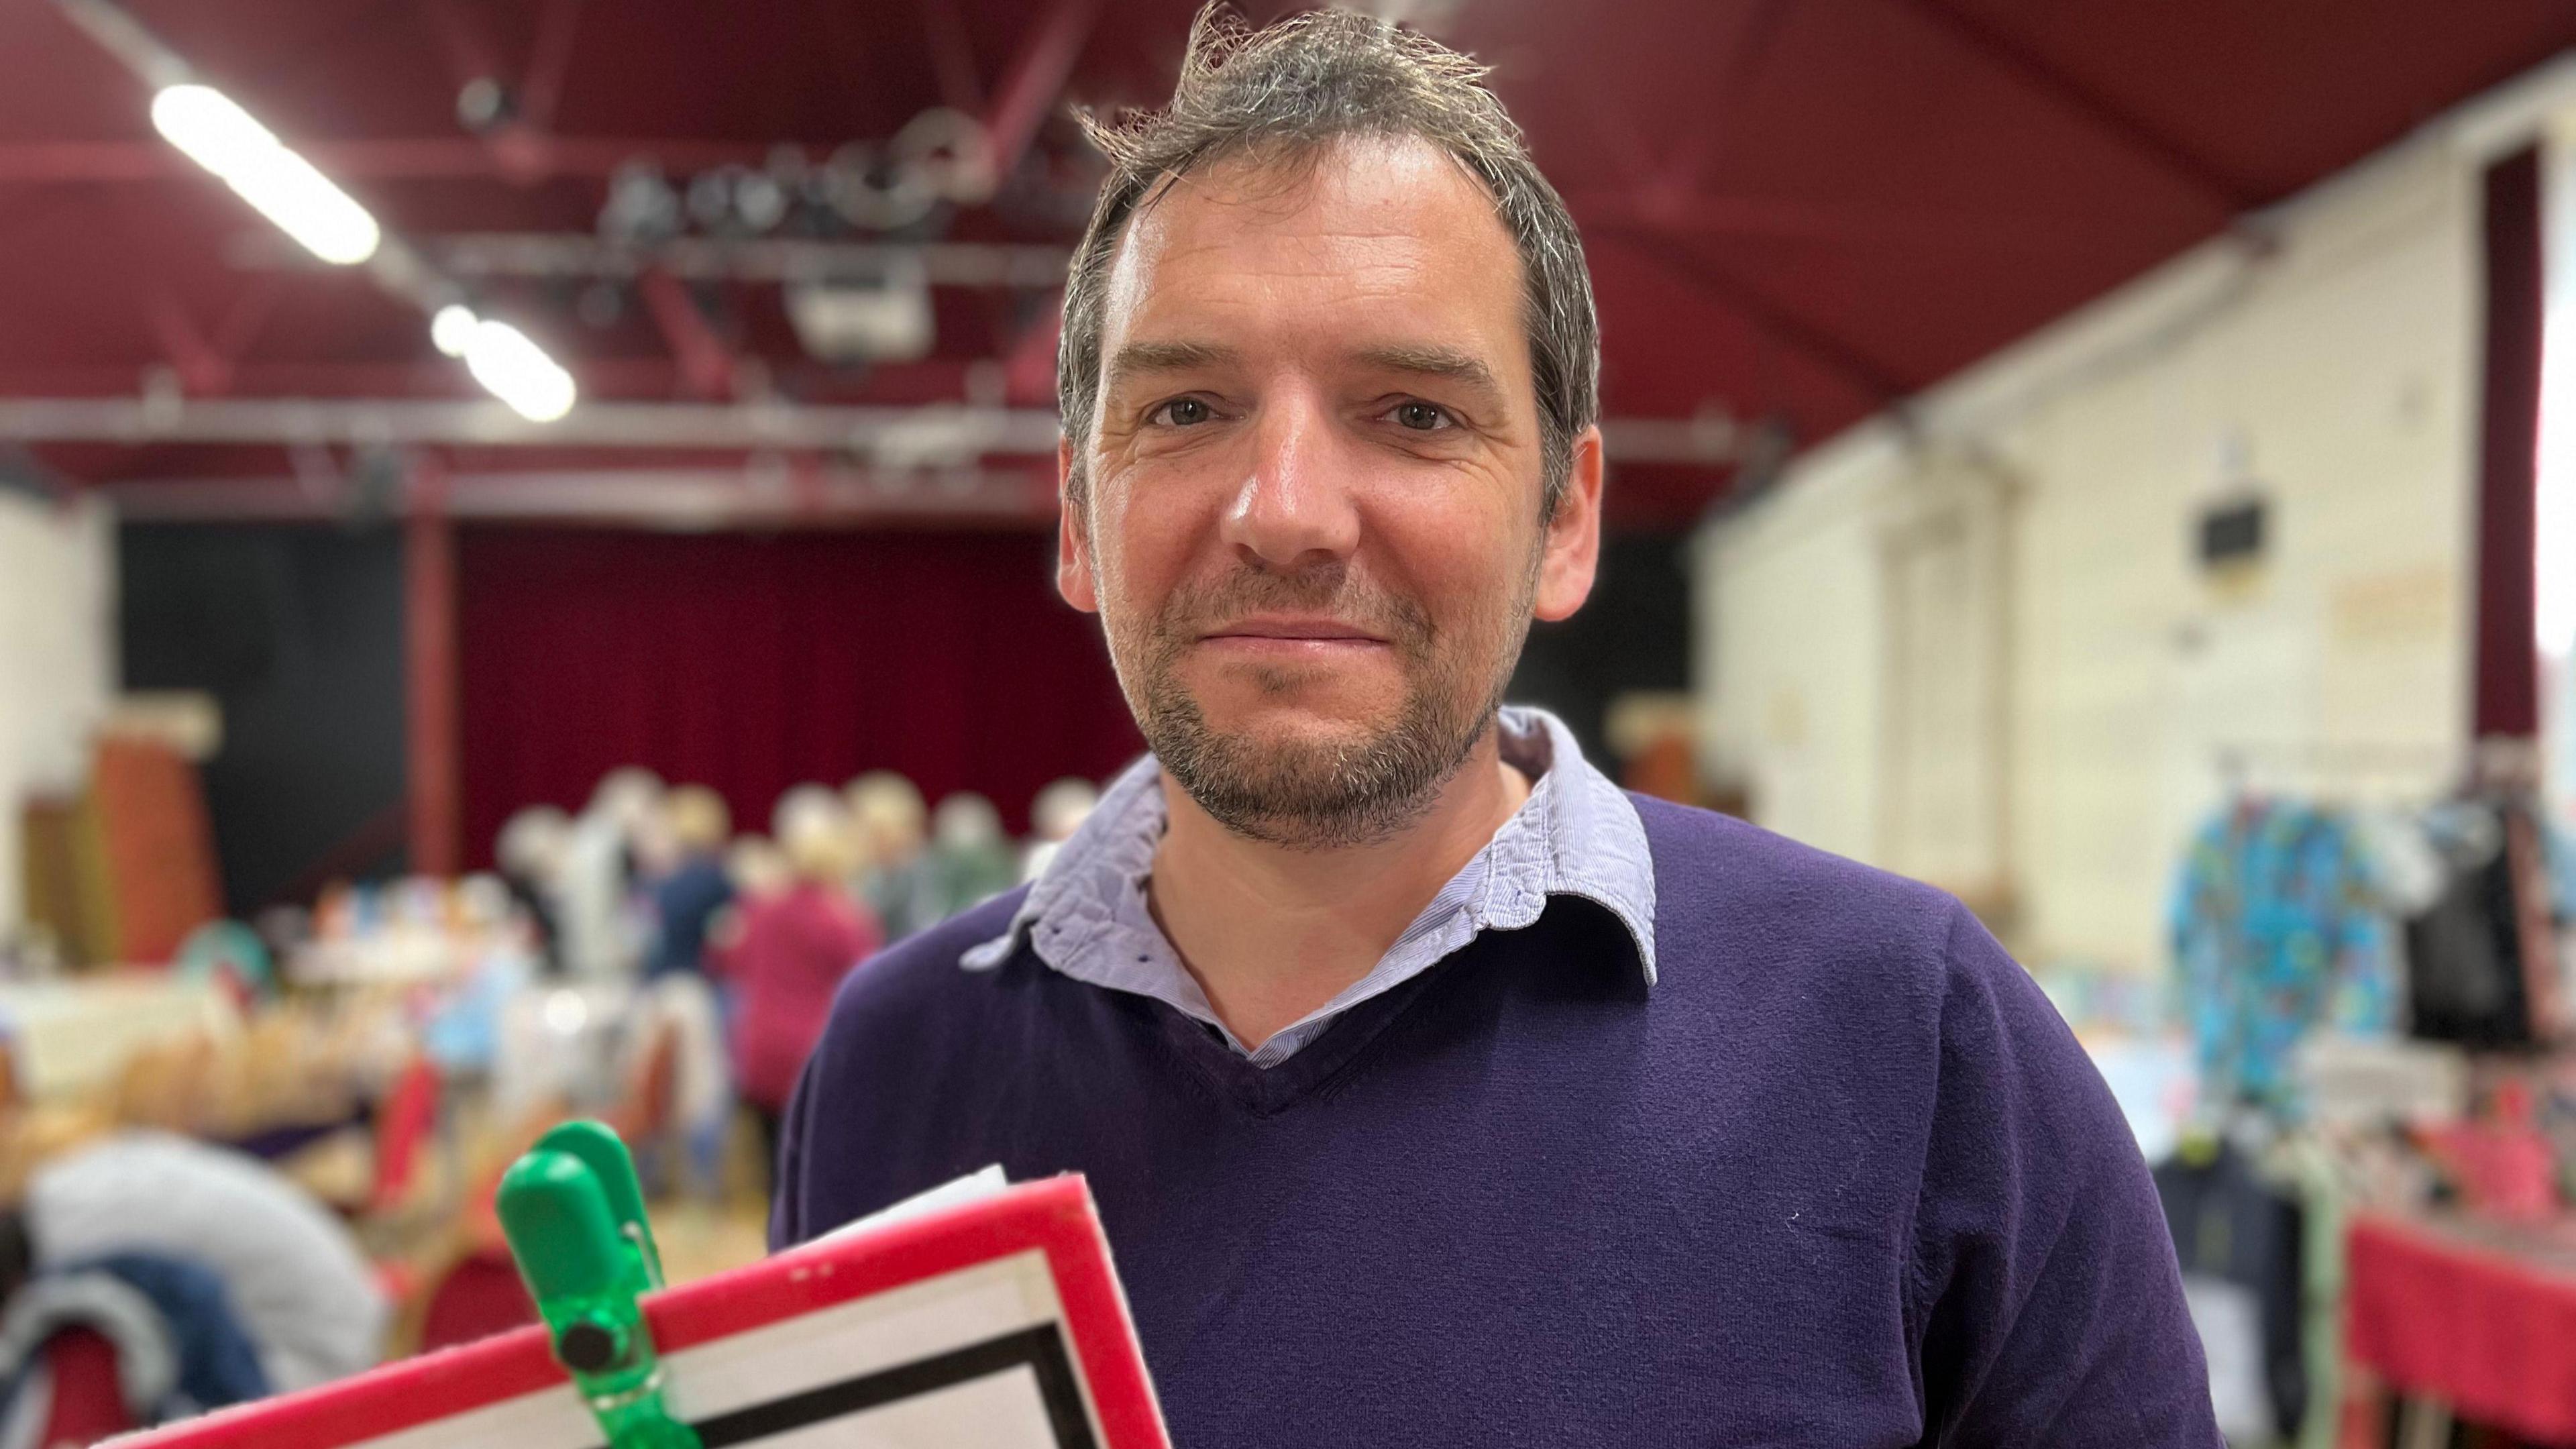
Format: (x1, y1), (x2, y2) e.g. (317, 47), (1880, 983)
(1906, 902), (2223, 1448)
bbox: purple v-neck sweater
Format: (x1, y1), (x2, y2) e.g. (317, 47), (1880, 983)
(774, 797), (2220, 1447)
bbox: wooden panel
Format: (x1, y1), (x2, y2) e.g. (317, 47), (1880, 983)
(87, 735), (223, 964)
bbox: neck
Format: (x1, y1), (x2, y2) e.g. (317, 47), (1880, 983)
(1147, 722), (1532, 1053)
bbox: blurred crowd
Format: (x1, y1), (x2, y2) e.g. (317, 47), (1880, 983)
(488, 770), (1099, 1159)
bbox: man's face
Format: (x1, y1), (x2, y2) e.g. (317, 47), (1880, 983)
(1061, 134), (1601, 848)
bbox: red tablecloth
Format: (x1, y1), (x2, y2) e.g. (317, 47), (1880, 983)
(2346, 1212), (2576, 1444)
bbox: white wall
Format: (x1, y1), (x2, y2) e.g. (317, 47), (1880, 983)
(0, 492), (115, 932)
(1696, 100), (2516, 975)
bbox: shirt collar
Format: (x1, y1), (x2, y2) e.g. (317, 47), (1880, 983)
(962, 706), (1658, 985)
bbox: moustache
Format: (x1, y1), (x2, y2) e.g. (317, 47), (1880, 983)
(1155, 566), (1435, 651)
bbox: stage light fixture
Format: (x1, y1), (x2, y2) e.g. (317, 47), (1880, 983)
(148, 83), (380, 265)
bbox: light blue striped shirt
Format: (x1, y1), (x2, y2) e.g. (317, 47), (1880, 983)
(961, 706), (1658, 1067)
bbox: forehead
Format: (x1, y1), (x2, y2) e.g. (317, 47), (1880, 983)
(1099, 133), (1529, 384)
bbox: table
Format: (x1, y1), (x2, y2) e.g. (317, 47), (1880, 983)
(0, 973), (234, 1099)
(2346, 1212), (2576, 1445)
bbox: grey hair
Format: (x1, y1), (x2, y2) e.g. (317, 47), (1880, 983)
(1056, 5), (1600, 520)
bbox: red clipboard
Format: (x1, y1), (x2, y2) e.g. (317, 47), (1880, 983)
(113, 1175), (1168, 1449)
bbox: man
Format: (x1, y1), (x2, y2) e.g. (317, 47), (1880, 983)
(775, 10), (2220, 1445)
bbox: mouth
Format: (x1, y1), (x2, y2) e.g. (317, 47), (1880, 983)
(1195, 614), (1393, 659)
(1201, 614), (1389, 644)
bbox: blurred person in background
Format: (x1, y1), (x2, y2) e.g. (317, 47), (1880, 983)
(559, 768), (663, 977)
(921, 792), (1019, 920)
(708, 833), (790, 972)
(492, 806), (571, 975)
(774, 10), (2218, 1446)
(845, 772), (930, 941)
(645, 787), (735, 981)
(630, 788), (743, 1200)
(1020, 777), (1102, 883)
(714, 810), (881, 1179)
(769, 782), (845, 847)
(724, 834), (792, 906)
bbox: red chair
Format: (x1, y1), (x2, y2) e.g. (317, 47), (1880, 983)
(18, 1328), (136, 1448)
(370, 1057), (443, 1215)
(414, 1246), (536, 1353)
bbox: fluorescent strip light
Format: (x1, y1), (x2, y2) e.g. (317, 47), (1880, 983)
(150, 83), (380, 265)
(429, 305), (479, 358)
(457, 316), (578, 423)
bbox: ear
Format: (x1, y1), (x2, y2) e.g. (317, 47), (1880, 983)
(1056, 435), (1101, 614)
(1532, 425), (1603, 623)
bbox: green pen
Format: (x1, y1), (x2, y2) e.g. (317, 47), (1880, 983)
(496, 1120), (702, 1449)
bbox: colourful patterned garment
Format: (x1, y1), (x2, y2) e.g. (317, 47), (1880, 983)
(2170, 800), (2399, 1112)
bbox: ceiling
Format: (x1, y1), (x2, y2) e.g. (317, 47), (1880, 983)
(2, 0), (2571, 529)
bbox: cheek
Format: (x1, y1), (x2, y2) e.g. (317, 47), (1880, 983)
(1091, 471), (1216, 619)
(1366, 485), (1532, 625)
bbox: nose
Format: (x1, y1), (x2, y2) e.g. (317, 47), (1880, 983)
(1218, 388), (1360, 570)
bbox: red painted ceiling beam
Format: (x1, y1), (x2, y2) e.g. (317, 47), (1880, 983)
(146, 293), (235, 396)
(916, 0), (987, 115)
(1570, 189), (2145, 258)
(1888, 0), (2262, 213)
(636, 268), (739, 400)
(0, 136), (780, 185)
(1596, 224), (1915, 407)
(0, 355), (1013, 405)
(518, 0), (587, 136)
(983, 0), (1102, 181)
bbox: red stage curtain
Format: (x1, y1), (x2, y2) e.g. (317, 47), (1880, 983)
(457, 527), (1140, 867)
(2473, 145), (2544, 740)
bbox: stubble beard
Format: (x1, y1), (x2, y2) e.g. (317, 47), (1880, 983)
(1109, 555), (1539, 851)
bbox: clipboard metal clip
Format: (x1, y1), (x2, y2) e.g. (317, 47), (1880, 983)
(497, 1120), (704, 1449)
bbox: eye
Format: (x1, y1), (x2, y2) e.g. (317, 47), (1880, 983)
(1148, 396), (1217, 427)
(1387, 400), (1455, 432)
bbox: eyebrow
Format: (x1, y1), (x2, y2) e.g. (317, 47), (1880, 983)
(1101, 337), (1511, 410)
(1103, 339), (1238, 388)
(1350, 343), (1508, 410)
